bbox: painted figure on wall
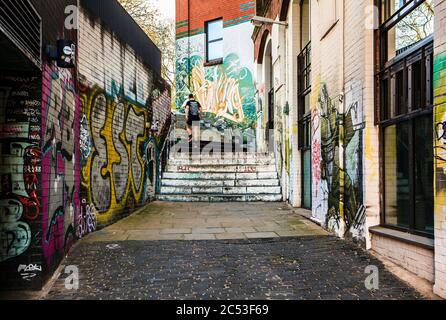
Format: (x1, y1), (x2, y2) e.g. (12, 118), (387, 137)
(312, 83), (365, 240)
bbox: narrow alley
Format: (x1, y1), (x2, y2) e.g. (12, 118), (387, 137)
(44, 202), (421, 300)
(1, 0), (445, 304)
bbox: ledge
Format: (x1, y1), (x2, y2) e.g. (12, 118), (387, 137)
(204, 59), (223, 67)
(369, 226), (434, 251)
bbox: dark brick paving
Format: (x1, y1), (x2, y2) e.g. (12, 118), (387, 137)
(45, 236), (424, 300)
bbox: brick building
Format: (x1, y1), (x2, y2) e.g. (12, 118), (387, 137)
(0, 0), (171, 290)
(175, 0), (257, 137)
(252, 0), (446, 298)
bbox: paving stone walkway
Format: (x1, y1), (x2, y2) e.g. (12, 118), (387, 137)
(83, 202), (328, 241)
(43, 202), (424, 300)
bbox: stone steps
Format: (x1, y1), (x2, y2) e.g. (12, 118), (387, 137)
(166, 164), (277, 173)
(170, 153), (274, 160)
(162, 179), (280, 187)
(162, 172), (279, 180)
(157, 194), (283, 202)
(160, 186), (282, 195)
(157, 148), (282, 202)
(167, 158), (275, 165)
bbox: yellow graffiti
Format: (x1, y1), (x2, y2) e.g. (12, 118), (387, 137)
(191, 65), (245, 123)
(80, 86), (152, 226)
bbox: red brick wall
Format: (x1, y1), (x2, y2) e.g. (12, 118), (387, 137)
(176, 0), (256, 36)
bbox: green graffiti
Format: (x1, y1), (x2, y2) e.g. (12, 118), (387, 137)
(318, 84), (364, 234)
(175, 53), (256, 131)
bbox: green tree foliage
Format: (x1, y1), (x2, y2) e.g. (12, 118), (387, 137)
(119, 0), (175, 90)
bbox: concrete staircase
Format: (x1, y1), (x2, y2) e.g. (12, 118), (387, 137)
(157, 152), (282, 202)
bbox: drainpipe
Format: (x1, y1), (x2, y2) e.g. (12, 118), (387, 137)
(187, 0), (191, 90)
(338, 0), (346, 237)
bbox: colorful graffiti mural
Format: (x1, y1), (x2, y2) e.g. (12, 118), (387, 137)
(175, 20), (256, 133)
(78, 83), (170, 228)
(312, 83), (365, 239)
(0, 75), (41, 264)
(41, 64), (80, 266)
(176, 53), (256, 131)
(434, 52), (446, 216)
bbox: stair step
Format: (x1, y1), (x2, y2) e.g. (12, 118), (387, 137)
(168, 158), (275, 165)
(166, 164), (277, 173)
(160, 186), (282, 195)
(170, 152), (274, 159)
(157, 194), (283, 202)
(162, 172), (279, 180)
(161, 179), (280, 187)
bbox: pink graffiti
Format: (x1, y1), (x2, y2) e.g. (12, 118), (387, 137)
(312, 140), (322, 196)
(312, 108), (321, 196)
(40, 63), (81, 266)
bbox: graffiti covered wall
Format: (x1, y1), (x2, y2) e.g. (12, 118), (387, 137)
(41, 63), (81, 271)
(175, 2), (256, 133)
(1, 1), (171, 290)
(311, 83), (365, 241)
(434, 48), (446, 296)
(78, 7), (171, 228)
(0, 74), (43, 288)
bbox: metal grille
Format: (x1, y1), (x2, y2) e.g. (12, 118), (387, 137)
(298, 42), (312, 150)
(298, 42), (311, 97)
(0, 0), (41, 68)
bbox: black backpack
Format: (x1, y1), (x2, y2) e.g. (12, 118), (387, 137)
(188, 100), (200, 116)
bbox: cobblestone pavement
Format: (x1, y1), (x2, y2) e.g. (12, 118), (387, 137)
(42, 202), (424, 300)
(45, 237), (423, 300)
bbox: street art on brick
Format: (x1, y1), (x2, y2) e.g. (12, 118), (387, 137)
(312, 83), (365, 241)
(0, 3), (171, 290)
(175, 1), (256, 133)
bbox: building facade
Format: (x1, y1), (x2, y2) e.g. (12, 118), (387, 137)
(175, 0), (257, 137)
(0, 0), (171, 290)
(253, 0), (446, 298)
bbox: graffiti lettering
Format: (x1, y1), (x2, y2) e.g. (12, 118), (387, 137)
(0, 76), (40, 263)
(18, 263), (42, 281)
(80, 85), (169, 224)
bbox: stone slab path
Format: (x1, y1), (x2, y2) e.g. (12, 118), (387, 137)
(83, 202), (329, 242)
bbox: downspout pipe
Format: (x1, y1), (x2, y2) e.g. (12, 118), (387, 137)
(339, 0), (346, 236)
(187, 0), (191, 90)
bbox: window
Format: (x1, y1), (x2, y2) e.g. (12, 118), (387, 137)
(206, 19), (223, 63)
(383, 115), (434, 236)
(377, 0), (434, 237)
(380, 0), (434, 65)
(298, 0), (312, 209)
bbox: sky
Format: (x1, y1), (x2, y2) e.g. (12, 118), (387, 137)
(150, 0), (175, 20)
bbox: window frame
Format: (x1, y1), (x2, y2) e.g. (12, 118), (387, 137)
(298, 0), (312, 209)
(205, 18), (224, 65)
(381, 114), (434, 238)
(375, 0), (434, 238)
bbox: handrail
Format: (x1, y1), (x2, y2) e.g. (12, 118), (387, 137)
(159, 112), (176, 160)
(156, 112), (176, 193)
